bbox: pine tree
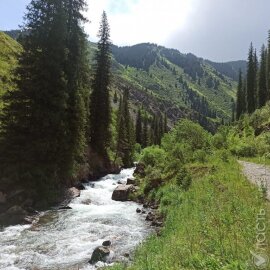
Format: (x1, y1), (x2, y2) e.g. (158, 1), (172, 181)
(258, 45), (268, 108)
(116, 88), (134, 167)
(142, 116), (148, 148)
(236, 70), (245, 119)
(0, 0), (89, 195)
(89, 11), (111, 158)
(246, 43), (256, 113)
(135, 110), (142, 145)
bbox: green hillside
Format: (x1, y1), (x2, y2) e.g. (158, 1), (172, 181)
(108, 43), (238, 132)
(0, 32), (22, 107)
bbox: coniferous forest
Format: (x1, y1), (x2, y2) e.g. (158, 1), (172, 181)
(0, 1), (270, 270)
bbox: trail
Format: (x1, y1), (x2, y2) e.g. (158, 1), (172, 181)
(238, 160), (270, 200)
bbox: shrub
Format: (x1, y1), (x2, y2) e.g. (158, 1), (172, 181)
(140, 146), (166, 167)
(176, 167), (192, 190)
(143, 168), (163, 194)
(193, 149), (207, 163)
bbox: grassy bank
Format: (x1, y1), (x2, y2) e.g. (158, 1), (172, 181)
(108, 120), (270, 270)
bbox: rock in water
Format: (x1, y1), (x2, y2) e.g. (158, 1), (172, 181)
(102, 240), (111, 247)
(126, 178), (136, 185)
(89, 246), (110, 264)
(68, 187), (80, 198)
(111, 185), (133, 201)
(75, 183), (85, 190)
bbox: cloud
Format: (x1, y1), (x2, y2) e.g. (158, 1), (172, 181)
(84, 0), (270, 61)
(84, 0), (195, 46)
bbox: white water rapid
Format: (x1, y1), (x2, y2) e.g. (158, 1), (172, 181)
(0, 168), (152, 270)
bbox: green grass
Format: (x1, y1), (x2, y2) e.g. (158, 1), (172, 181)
(108, 156), (270, 270)
(240, 156), (270, 167)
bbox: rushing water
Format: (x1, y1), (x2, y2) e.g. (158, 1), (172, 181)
(0, 168), (152, 270)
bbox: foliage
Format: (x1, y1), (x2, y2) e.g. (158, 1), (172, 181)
(108, 123), (270, 270)
(0, 0), (89, 200)
(89, 11), (112, 158)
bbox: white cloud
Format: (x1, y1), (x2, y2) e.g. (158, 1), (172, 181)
(84, 0), (195, 46)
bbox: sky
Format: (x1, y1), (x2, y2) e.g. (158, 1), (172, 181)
(0, 0), (269, 62)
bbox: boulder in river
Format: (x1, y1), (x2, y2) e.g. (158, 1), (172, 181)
(102, 240), (111, 247)
(68, 187), (80, 198)
(111, 185), (134, 201)
(74, 183), (85, 190)
(126, 178), (136, 185)
(89, 246), (110, 264)
(136, 208), (141, 213)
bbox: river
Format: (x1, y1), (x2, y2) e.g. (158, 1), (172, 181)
(0, 168), (152, 270)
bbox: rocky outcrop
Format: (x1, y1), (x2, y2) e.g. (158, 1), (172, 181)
(0, 205), (28, 225)
(111, 185), (134, 201)
(89, 246), (110, 264)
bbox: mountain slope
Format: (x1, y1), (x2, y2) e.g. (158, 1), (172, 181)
(205, 59), (247, 81)
(106, 43), (238, 131)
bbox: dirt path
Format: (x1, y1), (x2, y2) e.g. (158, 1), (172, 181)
(238, 160), (270, 200)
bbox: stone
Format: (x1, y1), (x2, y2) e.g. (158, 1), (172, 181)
(136, 208), (141, 213)
(75, 183), (85, 190)
(145, 212), (154, 221)
(111, 185), (134, 201)
(68, 187), (80, 198)
(102, 240), (111, 247)
(126, 178), (135, 185)
(151, 220), (163, 227)
(59, 206), (72, 210)
(6, 205), (27, 216)
(89, 246), (110, 264)
(141, 210), (146, 214)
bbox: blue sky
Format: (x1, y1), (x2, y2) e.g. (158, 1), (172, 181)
(0, 0), (269, 62)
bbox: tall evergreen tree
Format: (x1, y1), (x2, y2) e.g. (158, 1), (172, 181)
(89, 11), (111, 159)
(0, 0), (89, 196)
(116, 88), (134, 167)
(246, 43), (256, 113)
(258, 45), (268, 108)
(236, 70), (245, 119)
(135, 109), (142, 145)
(142, 116), (148, 148)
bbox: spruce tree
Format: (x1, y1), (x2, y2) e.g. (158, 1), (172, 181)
(135, 110), (142, 145)
(0, 0), (89, 196)
(142, 116), (148, 148)
(236, 70), (245, 119)
(89, 11), (111, 159)
(258, 45), (268, 108)
(246, 43), (256, 113)
(116, 88), (134, 167)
